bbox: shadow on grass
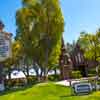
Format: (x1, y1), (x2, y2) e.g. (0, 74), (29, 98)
(60, 95), (76, 98)
(0, 84), (35, 96)
(60, 93), (90, 99)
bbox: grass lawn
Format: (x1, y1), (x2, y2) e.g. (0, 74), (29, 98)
(0, 83), (100, 100)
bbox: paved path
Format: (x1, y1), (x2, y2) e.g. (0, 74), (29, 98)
(55, 80), (81, 86)
(55, 77), (96, 86)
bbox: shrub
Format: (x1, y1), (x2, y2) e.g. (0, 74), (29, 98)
(88, 68), (96, 77)
(48, 74), (60, 81)
(27, 76), (37, 84)
(71, 71), (82, 79)
(5, 78), (27, 88)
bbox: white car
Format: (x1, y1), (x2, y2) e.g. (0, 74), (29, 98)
(73, 82), (92, 95)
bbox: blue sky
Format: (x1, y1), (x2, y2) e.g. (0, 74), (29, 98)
(0, 0), (100, 43)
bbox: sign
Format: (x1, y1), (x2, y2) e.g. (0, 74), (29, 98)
(0, 32), (11, 62)
(73, 82), (92, 95)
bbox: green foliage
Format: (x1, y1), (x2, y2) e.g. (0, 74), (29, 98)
(97, 80), (100, 85)
(77, 32), (90, 50)
(0, 83), (72, 100)
(48, 74), (60, 81)
(27, 76), (38, 85)
(5, 76), (38, 89)
(71, 70), (82, 79)
(2, 40), (23, 82)
(77, 29), (100, 78)
(88, 68), (96, 77)
(5, 79), (27, 88)
(77, 30), (100, 62)
(16, 0), (64, 79)
(1, 83), (100, 100)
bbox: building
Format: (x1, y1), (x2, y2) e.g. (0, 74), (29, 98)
(59, 39), (98, 79)
(59, 39), (72, 80)
(70, 44), (88, 77)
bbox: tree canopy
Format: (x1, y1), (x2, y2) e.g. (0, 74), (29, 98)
(16, 0), (64, 80)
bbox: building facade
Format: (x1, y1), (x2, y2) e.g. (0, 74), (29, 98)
(59, 39), (97, 79)
(59, 39), (72, 80)
(70, 44), (88, 77)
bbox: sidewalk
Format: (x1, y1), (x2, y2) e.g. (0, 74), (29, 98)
(55, 80), (80, 86)
(55, 77), (98, 86)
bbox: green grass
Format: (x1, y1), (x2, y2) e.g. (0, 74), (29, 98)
(0, 83), (100, 100)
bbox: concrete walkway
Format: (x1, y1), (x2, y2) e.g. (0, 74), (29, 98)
(55, 80), (81, 86)
(55, 77), (94, 86)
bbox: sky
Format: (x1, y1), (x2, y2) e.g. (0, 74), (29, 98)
(0, 0), (100, 43)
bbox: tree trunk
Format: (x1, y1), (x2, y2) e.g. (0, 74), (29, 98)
(40, 68), (44, 81)
(8, 69), (11, 80)
(43, 67), (48, 81)
(26, 63), (30, 84)
(95, 65), (99, 90)
(32, 61), (40, 82)
(34, 68), (40, 82)
(94, 42), (98, 91)
(54, 69), (57, 76)
(43, 1), (51, 81)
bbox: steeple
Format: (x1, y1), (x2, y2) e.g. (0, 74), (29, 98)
(59, 37), (72, 80)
